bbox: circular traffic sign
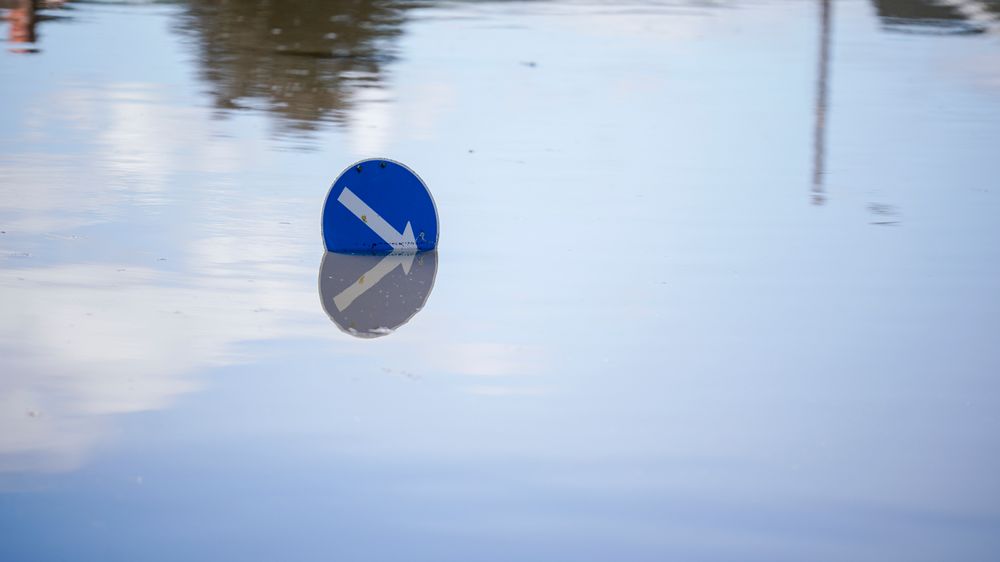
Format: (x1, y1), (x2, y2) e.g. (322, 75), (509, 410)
(322, 159), (439, 254)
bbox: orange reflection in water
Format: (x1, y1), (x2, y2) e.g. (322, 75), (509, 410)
(2, 0), (66, 53)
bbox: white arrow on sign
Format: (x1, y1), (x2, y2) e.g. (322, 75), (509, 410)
(333, 251), (416, 312)
(337, 187), (417, 250)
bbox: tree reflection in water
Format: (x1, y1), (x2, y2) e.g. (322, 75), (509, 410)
(173, 0), (418, 138)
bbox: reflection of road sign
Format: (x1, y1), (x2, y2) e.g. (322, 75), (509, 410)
(322, 159), (438, 253)
(319, 250), (438, 338)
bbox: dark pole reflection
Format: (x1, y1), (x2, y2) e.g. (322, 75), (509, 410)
(812, 0), (831, 206)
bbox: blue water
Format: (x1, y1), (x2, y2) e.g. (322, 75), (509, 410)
(2, 0), (1000, 560)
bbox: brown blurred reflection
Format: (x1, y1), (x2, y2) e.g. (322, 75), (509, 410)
(1, 0), (66, 53)
(5, 0), (36, 46)
(174, 0), (416, 135)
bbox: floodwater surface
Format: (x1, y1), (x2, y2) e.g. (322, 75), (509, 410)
(2, 0), (1000, 560)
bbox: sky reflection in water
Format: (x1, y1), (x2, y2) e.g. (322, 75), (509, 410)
(2, 0), (1000, 560)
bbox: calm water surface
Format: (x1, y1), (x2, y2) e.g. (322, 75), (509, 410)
(2, 0), (1000, 560)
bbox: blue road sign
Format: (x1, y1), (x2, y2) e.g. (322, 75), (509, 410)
(322, 159), (438, 253)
